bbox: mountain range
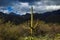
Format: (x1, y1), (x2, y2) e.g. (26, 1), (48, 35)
(0, 10), (60, 24)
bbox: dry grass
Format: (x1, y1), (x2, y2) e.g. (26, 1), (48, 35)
(0, 19), (60, 40)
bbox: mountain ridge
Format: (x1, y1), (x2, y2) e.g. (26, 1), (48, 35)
(0, 10), (60, 24)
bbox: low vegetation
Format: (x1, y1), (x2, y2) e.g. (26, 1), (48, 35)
(0, 19), (60, 40)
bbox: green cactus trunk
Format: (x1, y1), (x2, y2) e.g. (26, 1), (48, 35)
(31, 7), (33, 36)
(25, 7), (34, 40)
(30, 7), (34, 40)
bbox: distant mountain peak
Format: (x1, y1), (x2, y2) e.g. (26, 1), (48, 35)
(0, 9), (60, 24)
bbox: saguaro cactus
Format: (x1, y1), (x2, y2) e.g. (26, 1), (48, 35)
(30, 6), (33, 36)
(30, 6), (34, 40)
(24, 7), (34, 40)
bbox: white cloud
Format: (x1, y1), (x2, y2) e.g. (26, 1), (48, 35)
(0, 9), (9, 13)
(0, 1), (60, 15)
(3, 10), (9, 13)
(35, 6), (60, 13)
(11, 2), (31, 15)
(46, 6), (60, 11)
(20, 2), (29, 6)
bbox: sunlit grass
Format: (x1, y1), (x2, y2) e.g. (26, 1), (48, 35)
(17, 33), (60, 40)
(0, 19), (60, 40)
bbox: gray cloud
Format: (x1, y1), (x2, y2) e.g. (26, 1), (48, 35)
(33, 0), (60, 6)
(0, 0), (18, 6)
(18, 0), (40, 2)
(0, 0), (60, 15)
(0, 0), (60, 7)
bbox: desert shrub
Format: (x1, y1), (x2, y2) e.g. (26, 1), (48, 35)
(0, 19), (60, 40)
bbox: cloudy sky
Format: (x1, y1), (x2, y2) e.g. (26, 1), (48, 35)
(0, 0), (60, 15)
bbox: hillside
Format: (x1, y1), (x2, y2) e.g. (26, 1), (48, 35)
(0, 10), (60, 24)
(0, 10), (60, 40)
